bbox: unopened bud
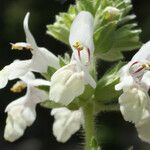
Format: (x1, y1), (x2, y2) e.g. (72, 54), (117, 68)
(103, 6), (121, 20)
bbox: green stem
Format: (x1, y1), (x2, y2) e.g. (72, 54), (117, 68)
(83, 102), (95, 150)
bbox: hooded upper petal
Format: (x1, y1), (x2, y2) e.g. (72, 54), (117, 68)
(51, 107), (83, 143)
(24, 13), (60, 72)
(23, 12), (38, 50)
(69, 11), (94, 65)
(132, 41), (150, 62)
(30, 47), (60, 72)
(69, 11), (94, 53)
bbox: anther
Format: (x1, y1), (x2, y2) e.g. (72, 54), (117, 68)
(10, 81), (27, 93)
(73, 41), (83, 51)
(10, 42), (32, 50)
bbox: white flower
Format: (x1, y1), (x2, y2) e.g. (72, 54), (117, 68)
(51, 107), (83, 143)
(0, 12), (59, 89)
(49, 11), (96, 105)
(4, 72), (49, 142)
(115, 41), (150, 143)
(69, 11), (94, 65)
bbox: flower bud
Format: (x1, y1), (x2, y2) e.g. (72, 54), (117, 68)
(103, 6), (121, 20)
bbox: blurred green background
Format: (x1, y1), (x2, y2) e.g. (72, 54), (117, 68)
(0, 0), (150, 150)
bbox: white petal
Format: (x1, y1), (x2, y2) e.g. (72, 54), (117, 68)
(83, 67), (96, 88)
(20, 72), (50, 86)
(0, 68), (9, 89)
(8, 59), (31, 80)
(50, 68), (85, 105)
(4, 102), (34, 142)
(30, 47), (60, 73)
(119, 88), (148, 124)
(132, 41), (150, 62)
(21, 106), (36, 125)
(115, 75), (134, 91)
(0, 60), (31, 89)
(5, 97), (26, 112)
(69, 11), (94, 53)
(115, 63), (134, 91)
(26, 86), (48, 104)
(141, 71), (150, 90)
(27, 79), (50, 87)
(49, 70), (74, 104)
(51, 108), (82, 143)
(4, 116), (25, 142)
(23, 12), (38, 50)
(136, 107), (150, 143)
(20, 72), (35, 82)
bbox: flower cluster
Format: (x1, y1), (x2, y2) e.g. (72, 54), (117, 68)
(115, 41), (150, 143)
(1, 11), (96, 143)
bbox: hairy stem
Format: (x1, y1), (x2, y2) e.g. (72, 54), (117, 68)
(83, 102), (95, 150)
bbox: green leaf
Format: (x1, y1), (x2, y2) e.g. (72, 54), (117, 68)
(97, 51), (123, 62)
(96, 23), (141, 61)
(76, 0), (94, 15)
(79, 85), (94, 100)
(67, 85), (95, 110)
(94, 62), (124, 103)
(94, 21), (117, 53)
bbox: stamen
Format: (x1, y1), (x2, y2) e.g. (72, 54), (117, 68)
(73, 41), (91, 64)
(129, 61), (150, 82)
(87, 48), (90, 63)
(142, 63), (150, 70)
(10, 42), (32, 51)
(10, 81), (27, 93)
(73, 41), (83, 51)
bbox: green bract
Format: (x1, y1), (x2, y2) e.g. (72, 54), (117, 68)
(94, 62), (124, 103)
